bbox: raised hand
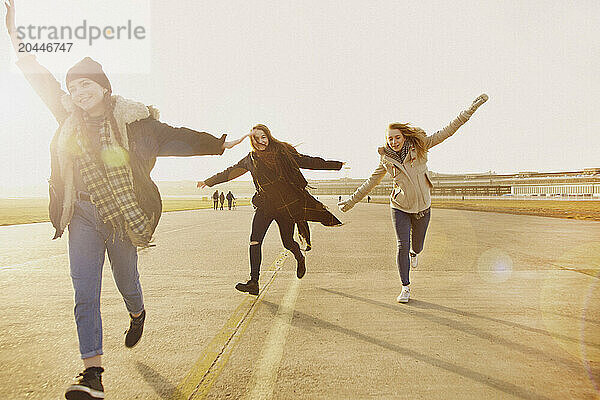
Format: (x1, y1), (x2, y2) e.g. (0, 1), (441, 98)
(470, 93), (489, 112)
(5, 0), (24, 56)
(5, 0), (16, 34)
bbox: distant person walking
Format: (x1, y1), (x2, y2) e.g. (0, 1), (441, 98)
(226, 191), (235, 210)
(212, 190), (219, 210)
(339, 94), (488, 303)
(198, 124), (344, 295)
(4, 2), (247, 398)
(367, 195), (371, 203)
(219, 191), (225, 210)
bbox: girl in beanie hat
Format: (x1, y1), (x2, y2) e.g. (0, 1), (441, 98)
(5, 1), (247, 398)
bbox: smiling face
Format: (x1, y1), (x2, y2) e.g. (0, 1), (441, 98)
(251, 128), (269, 151)
(387, 128), (406, 152)
(67, 78), (107, 115)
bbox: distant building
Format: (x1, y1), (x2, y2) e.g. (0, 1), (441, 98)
(306, 169), (600, 198)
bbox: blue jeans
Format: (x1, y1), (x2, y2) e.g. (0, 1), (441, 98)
(68, 200), (144, 359)
(391, 207), (431, 286)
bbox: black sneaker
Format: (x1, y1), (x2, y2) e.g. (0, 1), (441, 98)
(65, 367), (104, 400)
(296, 255), (306, 279)
(125, 309), (145, 348)
(235, 280), (259, 295)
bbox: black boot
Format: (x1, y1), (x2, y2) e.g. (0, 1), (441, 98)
(296, 254), (306, 279)
(125, 309), (145, 348)
(235, 279), (259, 295)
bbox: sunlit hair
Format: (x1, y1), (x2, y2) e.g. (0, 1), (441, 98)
(250, 124), (300, 155)
(249, 123), (303, 173)
(249, 124), (274, 152)
(387, 122), (428, 160)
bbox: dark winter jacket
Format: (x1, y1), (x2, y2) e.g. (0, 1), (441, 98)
(204, 149), (343, 226)
(17, 55), (225, 239)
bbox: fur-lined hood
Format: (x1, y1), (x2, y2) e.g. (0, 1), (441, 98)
(59, 95), (159, 150)
(60, 93), (159, 119)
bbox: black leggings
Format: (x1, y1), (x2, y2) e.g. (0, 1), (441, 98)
(249, 207), (303, 281)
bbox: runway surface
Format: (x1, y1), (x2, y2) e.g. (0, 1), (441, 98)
(1, 201), (599, 399)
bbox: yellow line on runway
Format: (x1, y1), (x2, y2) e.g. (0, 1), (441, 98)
(246, 276), (301, 400)
(169, 251), (291, 400)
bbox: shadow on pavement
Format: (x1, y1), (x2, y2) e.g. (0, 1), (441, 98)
(135, 361), (184, 400)
(260, 300), (553, 400)
(319, 287), (600, 357)
(407, 298), (600, 347)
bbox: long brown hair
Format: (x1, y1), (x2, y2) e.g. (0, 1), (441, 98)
(250, 124), (300, 160)
(388, 122), (428, 160)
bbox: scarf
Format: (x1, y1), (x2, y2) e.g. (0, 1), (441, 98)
(57, 95), (156, 247)
(383, 140), (411, 165)
(76, 119), (153, 246)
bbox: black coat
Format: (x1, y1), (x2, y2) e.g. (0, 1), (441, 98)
(205, 150), (343, 226)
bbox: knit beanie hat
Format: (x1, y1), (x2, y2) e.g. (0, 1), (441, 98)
(66, 57), (112, 93)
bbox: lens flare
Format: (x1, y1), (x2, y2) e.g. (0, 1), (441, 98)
(477, 248), (513, 283)
(539, 242), (600, 394)
(101, 145), (129, 168)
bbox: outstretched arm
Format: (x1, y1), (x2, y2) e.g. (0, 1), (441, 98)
(222, 132), (250, 150)
(5, 0), (21, 56)
(338, 161), (386, 212)
(294, 153), (344, 171)
(425, 93), (489, 149)
(148, 121), (248, 157)
(197, 156), (250, 188)
(5, 0), (68, 123)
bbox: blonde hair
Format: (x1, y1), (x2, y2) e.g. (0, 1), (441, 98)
(388, 123), (428, 160)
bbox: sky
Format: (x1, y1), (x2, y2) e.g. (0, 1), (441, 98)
(0, 0), (598, 196)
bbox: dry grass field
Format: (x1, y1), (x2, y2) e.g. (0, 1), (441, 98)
(2, 197), (599, 226)
(431, 198), (600, 221)
(0, 198), (251, 226)
(366, 197), (600, 221)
